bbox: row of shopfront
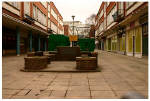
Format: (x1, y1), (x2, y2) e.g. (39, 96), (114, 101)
(2, 13), (49, 56)
(98, 7), (148, 58)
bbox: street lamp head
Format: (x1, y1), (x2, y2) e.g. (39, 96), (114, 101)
(72, 15), (75, 20)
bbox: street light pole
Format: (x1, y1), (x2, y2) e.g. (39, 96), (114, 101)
(72, 15), (75, 46)
(72, 15), (75, 35)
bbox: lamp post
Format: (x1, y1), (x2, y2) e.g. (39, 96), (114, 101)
(76, 27), (79, 35)
(71, 15), (75, 46)
(72, 15), (75, 35)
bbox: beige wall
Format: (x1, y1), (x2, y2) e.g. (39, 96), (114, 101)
(126, 2), (144, 16)
(2, 2), (20, 16)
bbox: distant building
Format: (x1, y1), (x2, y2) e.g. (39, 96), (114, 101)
(95, 2), (148, 58)
(63, 25), (72, 36)
(2, 2), (64, 56)
(89, 25), (95, 38)
(63, 21), (91, 37)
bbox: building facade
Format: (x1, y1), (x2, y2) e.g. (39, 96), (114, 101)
(63, 25), (72, 36)
(2, 2), (64, 56)
(63, 21), (91, 37)
(89, 25), (95, 38)
(95, 2), (148, 58)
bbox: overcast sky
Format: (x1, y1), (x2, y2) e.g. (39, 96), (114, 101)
(52, 0), (102, 23)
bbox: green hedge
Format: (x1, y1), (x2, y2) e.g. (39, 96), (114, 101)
(48, 34), (70, 51)
(77, 38), (95, 52)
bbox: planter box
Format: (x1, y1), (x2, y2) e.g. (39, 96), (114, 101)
(35, 51), (43, 56)
(27, 52), (35, 57)
(24, 56), (48, 70)
(56, 46), (81, 61)
(44, 54), (51, 64)
(48, 54), (56, 61)
(76, 57), (97, 70)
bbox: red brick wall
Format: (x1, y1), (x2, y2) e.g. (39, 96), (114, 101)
(59, 24), (63, 31)
(30, 2), (33, 18)
(20, 2), (24, 20)
(106, 2), (116, 15)
(89, 25), (95, 38)
(63, 25), (69, 36)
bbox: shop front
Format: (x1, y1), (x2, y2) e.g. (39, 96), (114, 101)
(126, 21), (142, 58)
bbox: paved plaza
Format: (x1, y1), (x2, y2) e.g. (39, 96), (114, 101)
(2, 50), (148, 99)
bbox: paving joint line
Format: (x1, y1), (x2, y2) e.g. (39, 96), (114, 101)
(87, 74), (92, 99)
(25, 89), (32, 95)
(64, 73), (72, 98)
(47, 74), (58, 86)
(10, 83), (31, 98)
(101, 73), (118, 98)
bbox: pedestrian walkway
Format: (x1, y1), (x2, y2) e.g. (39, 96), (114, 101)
(2, 50), (148, 99)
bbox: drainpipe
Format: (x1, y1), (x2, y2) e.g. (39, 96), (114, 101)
(29, 31), (32, 52)
(38, 34), (41, 51)
(44, 38), (47, 51)
(16, 26), (20, 56)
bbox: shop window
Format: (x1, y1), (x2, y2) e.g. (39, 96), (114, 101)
(142, 23), (148, 35)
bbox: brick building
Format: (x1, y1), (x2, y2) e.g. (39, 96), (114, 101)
(63, 21), (91, 37)
(89, 25), (95, 38)
(2, 2), (64, 56)
(95, 2), (148, 58)
(63, 25), (72, 36)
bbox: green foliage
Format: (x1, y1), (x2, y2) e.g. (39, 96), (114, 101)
(77, 38), (95, 52)
(48, 34), (70, 51)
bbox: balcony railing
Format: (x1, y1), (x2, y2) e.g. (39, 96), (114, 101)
(112, 9), (124, 22)
(47, 28), (53, 34)
(23, 14), (34, 24)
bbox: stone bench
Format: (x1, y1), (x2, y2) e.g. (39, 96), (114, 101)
(48, 54), (56, 61)
(27, 51), (43, 57)
(43, 54), (51, 64)
(49, 51), (58, 54)
(76, 56), (97, 70)
(24, 56), (48, 70)
(35, 51), (43, 56)
(27, 52), (35, 57)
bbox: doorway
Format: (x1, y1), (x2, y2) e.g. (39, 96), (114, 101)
(142, 23), (148, 56)
(133, 36), (135, 56)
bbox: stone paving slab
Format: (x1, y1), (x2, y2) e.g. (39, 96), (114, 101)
(2, 50), (148, 99)
(2, 94), (12, 99)
(68, 85), (89, 91)
(11, 95), (39, 99)
(91, 91), (117, 99)
(50, 90), (66, 97)
(21, 61), (101, 72)
(66, 90), (91, 97)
